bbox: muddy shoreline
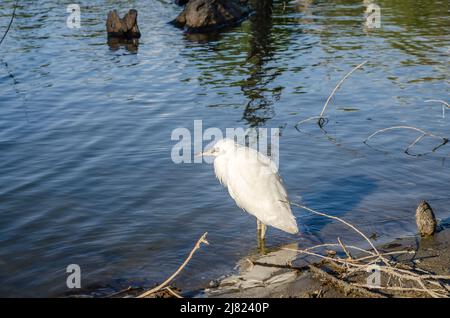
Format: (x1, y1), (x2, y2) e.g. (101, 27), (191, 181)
(67, 223), (450, 298)
(199, 225), (450, 298)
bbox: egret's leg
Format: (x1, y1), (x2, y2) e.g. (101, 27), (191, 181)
(260, 223), (267, 241)
(257, 219), (261, 241)
(256, 220), (267, 240)
(257, 220), (267, 253)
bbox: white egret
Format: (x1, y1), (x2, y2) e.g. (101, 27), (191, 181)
(199, 138), (298, 244)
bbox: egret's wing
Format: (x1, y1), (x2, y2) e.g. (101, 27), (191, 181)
(225, 146), (298, 234)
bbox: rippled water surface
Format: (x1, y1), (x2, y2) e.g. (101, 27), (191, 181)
(0, 0), (449, 297)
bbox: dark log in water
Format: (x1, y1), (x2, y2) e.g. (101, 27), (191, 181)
(172, 0), (252, 33)
(106, 9), (141, 39)
(416, 201), (437, 237)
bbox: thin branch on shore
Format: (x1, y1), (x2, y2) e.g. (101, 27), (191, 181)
(288, 202), (387, 264)
(352, 284), (445, 293)
(354, 250), (415, 262)
(107, 286), (140, 298)
(308, 265), (385, 298)
(304, 242), (375, 255)
(137, 232), (209, 298)
(277, 203), (450, 298)
(165, 287), (183, 298)
(338, 237), (353, 260)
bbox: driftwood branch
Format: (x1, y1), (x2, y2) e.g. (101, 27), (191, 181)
(288, 202), (387, 264)
(318, 60), (368, 125)
(364, 125), (449, 156)
(137, 232), (209, 298)
(279, 203), (450, 298)
(308, 265), (385, 298)
(338, 237), (353, 260)
(165, 287), (183, 298)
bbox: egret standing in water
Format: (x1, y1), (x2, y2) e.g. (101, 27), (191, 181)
(199, 138), (298, 246)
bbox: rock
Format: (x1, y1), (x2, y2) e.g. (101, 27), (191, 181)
(202, 243), (299, 297)
(416, 201), (437, 237)
(172, 0), (252, 33)
(106, 9), (141, 38)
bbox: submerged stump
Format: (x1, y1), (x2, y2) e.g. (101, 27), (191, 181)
(416, 201), (437, 237)
(106, 9), (141, 38)
(172, 0), (252, 33)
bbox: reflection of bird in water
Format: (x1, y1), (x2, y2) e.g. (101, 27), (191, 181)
(199, 138), (298, 248)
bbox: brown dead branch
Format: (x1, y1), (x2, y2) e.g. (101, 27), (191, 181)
(137, 232), (209, 298)
(338, 237), (353, 260)
(281, 203), (450, 298)
(165, 286), (183, 298)
(308, 265), (385, 298)
(288, 202), (388, 264)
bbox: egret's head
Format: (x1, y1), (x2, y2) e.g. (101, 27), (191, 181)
(196, 138), (237, 157)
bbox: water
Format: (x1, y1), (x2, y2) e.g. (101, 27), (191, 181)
(0, 0), (449, 297)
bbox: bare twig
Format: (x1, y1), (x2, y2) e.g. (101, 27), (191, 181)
(352, 284), (444, 294)
(318, 61), (368, 124)
(354, 250), (415, 262)
(338, 237), (353, 260)
(308, 265), (385, 298)
(364, 125), (449, 156)
(282, 247), (362, 267)
(304, 243), (375, 256)
(0, 0), (19, 47)
(351, 262), (447, 298)
(289, 202), (388, 265)
(281, 202), (449, 298)
(137, 232), (209, 298)
(165, 287), (183, 298)
(365, 126), (446, 143)
(425, 99), (450, 119)
(294, 116), (325, 132)
(107, 286), (140, 298)
(251, 261), (309, 272)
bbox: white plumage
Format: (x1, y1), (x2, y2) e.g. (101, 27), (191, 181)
(201, 138), (298, 238)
